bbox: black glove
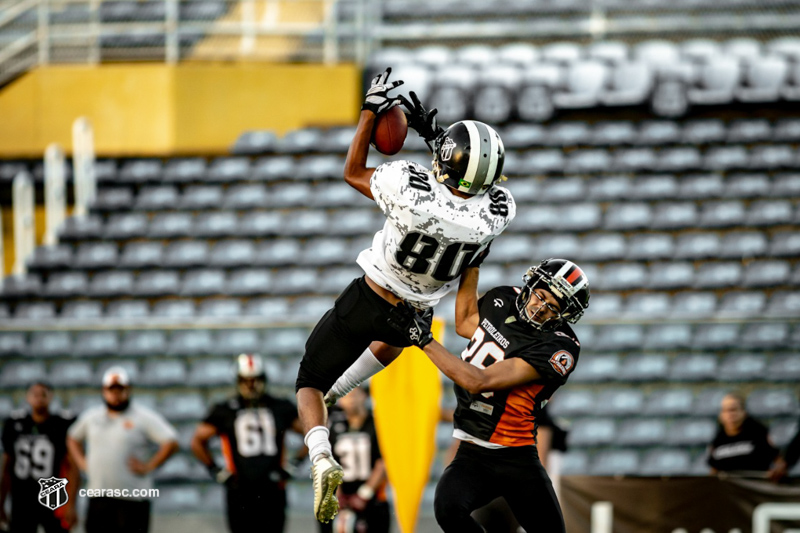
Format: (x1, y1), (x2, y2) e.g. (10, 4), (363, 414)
(362, 68), (404, 115)
(468, 242), (492, 268)
(387, 303), (434, 348)
(399, 91), (444, 152)
(207, 464), (232, 484)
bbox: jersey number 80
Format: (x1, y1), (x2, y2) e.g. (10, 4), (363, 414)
(395, 232), (482, 282)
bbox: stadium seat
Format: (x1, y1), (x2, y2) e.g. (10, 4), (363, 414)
(141, 360), (188, 387)
(168, 330), (214, 357)
(88, 271), (135, 297)
(666, 418), (717, 446)
(591, 121), (637, 145)
(163, 158), (206, 183)
(0, 397), (15, 418)
(519, 150), (565, 175)
(256, 240), (307, 266)
(547, 389), (595, 417)
(747, 389), (799, 417)
(198, 298), (243, 318)
(647, 262), (694, 290)
(679, 173), (724, 199)
(188, 359), (233, 387)
(626, 233), (674, 261)
(279, 210), (329, 237)
(585, 175), (629, 202)
(119, 330), (167, 357)
(502, 124), (547, 150)
(637, 120), (680, 145)
(773, 121), (800, 142)
(473, 65), (521, 124)
(291, 297), (335, 322)
(133, 271), (181, 297)
(310, 182), (366, 208)
(517, 63), (562, 122)
(44, 272), (89, 298)
(617, 418), (668, 447)
(119, 242), (163, 269)
(770, 419), (800, 448)
(0, 332), (28, 356)
(639, 449), (692, 476)
(589, 449), (640, 476)
(148, 213), (194, 238)
(279, 128), (324, 155)
(226, 269), (272, 296)
(566, 149), (613, 174)
(717, 291), (766, 318)
(767, 353), (800, 383)
(614, 148), (658, 172)
(750, 145), (796, 170)
(328, 209), (381, 237)
(0, 361), (47, 388)
(92, 188), (134, 211)
(698, 200), (746, 228)
(244, 298), (290, 319)
(296, 155), (345, 181)
(73, 331), (119, 358)
(208, 240), (256, 268)
(644, 388), (694, 417)
(692, 323), (740, 350)
(622, 293), (670, 319)
(718, 352), (767, 382)
(545, 122), (593, 147)
(742, 260), (791, 288)
(27, 245), (73, 271)
(223, 184), (269, 210)
(726, 119), (771, 143)
(601, 61), (652, 106)
(579, 233), (626, 262)
(631, 174), (679, 199)
(724, 173), (771, 198)
(766, 291), (800, 318)
(163, 241), (209, 268)
(317, 266), (362, 295)
(540, 176), (586, 202)
(651, 202), (698, 230)
(119, 159), (162, 183)
(597, 263), (647, 291)
(74, 243), (118, 269)
(644, 324), (692, 350)
(594, 324), (645, 351)
(105, 300), (150, 319)
(153, 455), (197, 482)
(694, 262), (742, 289)
(570, 353), (620, 383)
(719, 231), (768, 259)
(29, 331), (72, 358)
(212, 329), (259, 356)
(747, 200), (794, 226)
(740, 323), (790, 350)
(567, 418), (616, 447)
(180, 269), (226, 297)
(14, 301), (55, 320)
(618, 353), (670, 382)
(238, 211), (283, 238)
(604, 202), (653, 231)
(687, 56), (740, 105)
(207, 157), (251, 182)
(552, 61), (608, 108)
(489, 235), (538, 264)
(497, 42), (539, 66)
(150, 300), (194, 319)
(674, 232), (720, 260)
(134, 186), (179, 211)
(192, 211), (239, 238)
(251, 155), (295, 180)
(694, 387), (729, 417)
(705, 146), (750, 171)
(560, 451), (590, 476)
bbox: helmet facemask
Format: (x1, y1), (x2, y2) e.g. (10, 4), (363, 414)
(516, 261), (590, 330)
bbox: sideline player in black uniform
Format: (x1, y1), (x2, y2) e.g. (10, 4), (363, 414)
(0, 382), (78, 533)
(191, 354), (302, 533)
(320, 386), (389, 533)
(387, 258), (590, 533)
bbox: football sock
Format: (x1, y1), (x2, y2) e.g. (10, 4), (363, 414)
(305, 426), (332, 464)
(328, 348), (385, 400)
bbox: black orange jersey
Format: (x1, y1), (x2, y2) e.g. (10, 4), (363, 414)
(453, 286), (580, 448)
(328, 409), (386, 499)
(1, 410), (75, 499)
(203, 395), (297, 486)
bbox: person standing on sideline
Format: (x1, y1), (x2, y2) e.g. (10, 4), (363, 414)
(708, 392), (778, 474)
(191, 354), (303, 533)
(319, 386), (389, 533)
(67, 367), (178, 533)
(0, 382), (78, 533)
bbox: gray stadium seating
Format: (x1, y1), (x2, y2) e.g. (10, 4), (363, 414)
(618, 353), (669, 382)
(119, 330), (167, 357)
(106, 300), (150, 319)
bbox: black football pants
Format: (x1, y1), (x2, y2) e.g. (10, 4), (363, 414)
(434, 441), (565, 533)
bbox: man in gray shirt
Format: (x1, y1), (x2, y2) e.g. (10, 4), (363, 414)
(67, 367), (178, 533)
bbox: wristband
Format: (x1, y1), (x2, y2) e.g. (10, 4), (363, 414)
(357, 484), (375, 501)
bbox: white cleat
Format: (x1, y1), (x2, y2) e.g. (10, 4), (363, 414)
(323, 390), (339, 408)
(311, 455), (343, 523)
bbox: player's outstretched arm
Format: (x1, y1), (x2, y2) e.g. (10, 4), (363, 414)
(423, 341), (541, 395)
(455, 267), (481, 339)
(344, 68), (404, 199)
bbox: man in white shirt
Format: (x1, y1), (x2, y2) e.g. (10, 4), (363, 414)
(67, 367), (178, 533)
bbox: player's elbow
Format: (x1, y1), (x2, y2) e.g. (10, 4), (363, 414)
(462, 375), (490, 395)
(454, 323), (474, 339)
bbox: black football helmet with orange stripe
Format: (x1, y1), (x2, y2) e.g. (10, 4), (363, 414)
(516, 258), (590, 330)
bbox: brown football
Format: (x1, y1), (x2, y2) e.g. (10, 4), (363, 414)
(372, 105), (408, 155)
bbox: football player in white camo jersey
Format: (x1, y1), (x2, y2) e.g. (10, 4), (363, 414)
(295, 68), (516, 524)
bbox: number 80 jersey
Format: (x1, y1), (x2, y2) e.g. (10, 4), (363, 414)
(357, 161), (515, 309)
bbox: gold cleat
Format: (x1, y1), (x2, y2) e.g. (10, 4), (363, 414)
(311, 455), (344, 523)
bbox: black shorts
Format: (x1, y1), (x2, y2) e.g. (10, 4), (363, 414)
(226, 484), (286, 533)
(434, 442), (565, 533)
(296, 276), (413, 393)
(85, 498), (151, 533)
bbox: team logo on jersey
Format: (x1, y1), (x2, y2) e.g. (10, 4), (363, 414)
(440, 137), (457, 161)
(38, 477), (69, 510)
(549, 350), (575, 377)
(493, 298), (504, 307)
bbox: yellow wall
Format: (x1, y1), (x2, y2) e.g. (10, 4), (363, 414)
(0, 63), (361, 157)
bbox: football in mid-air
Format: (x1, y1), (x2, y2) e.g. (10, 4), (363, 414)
(372, 105), (408, 155)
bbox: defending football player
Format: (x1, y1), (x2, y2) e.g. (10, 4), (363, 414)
(0, 382), (78, 533)
(387, 258), (590, 533)
(191, 354), (303, 533)
(296, 67), (516, 523)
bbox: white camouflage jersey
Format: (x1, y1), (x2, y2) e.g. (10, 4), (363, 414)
(357, 160), (516, 308)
